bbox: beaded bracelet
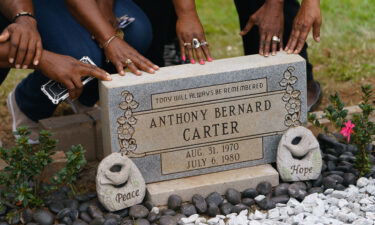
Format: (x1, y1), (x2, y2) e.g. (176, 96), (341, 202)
(100, 35), (118, 49)
(12, 12), (36, 23)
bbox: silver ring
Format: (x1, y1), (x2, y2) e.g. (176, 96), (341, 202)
(200, 41), (208, 46)
(125, 59), (133, 65)
(192, 38), (201, 49)
(183, 43), (191, 47)
(272, 36), (280, 42)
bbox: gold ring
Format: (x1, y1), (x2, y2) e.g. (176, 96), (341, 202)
(183, 43), (191, 47)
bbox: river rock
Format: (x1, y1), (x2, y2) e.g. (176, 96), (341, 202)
(96, 153), (146, 211)
(277, 126), (322, 182)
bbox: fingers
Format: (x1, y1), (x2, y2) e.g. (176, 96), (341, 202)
(71, 76), (83, 99)
(114, 60), (125, 76)
(34, 40), (42, 66)
(0, 29), (10, 42)
(179, 38), (187, 62)
(263, 34), (272, 57)
(8, 32), (20, 65)
(271, 37), (278, 56)
(22, 39), (36, 69)
(259, 31), (266, 56)
(285, 29), (300, 54)
(240, 17), (255, 36)
(65, 80), (78, 100)
(294, 27), (310, 53)
(126, 62), (141, 76)
(195, 46), (205, 65)
(313, 20), (321, 42)
(138, 54), (159, 71)
(14, 35), (28, 68)
(81, 64), (112, 81)
(186, 44), (195, 64)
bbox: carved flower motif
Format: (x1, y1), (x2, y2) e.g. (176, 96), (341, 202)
(117, 110), (137, 125)
(285, 113), (302, 127)
(286, 98), (301, 114)
(282, 85), (301, 102)
(279, 67), (297, 87)
(119, 91), (139, 110)
(121, 138), (137, 152)
(117, 124), (135, 140)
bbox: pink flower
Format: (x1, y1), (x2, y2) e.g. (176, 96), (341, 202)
(340, 120), (355, 143)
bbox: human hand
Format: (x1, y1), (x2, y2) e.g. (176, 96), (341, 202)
(240, 0), (284, 56)
(38, 51), (112, 99)
(0, 16), (42, 68)
(285, 0), (321, 54)
(104, 37), (159, 75)
(176, 14), (212, 64)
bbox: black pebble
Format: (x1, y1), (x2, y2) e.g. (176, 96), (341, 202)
(147, 212), (159, 223)
(241, 198), (255, 206)
(192, 194), (207, 214)
(79, 212), (92, 223)
(241, 188), (258, 199)
(271, 195), (290, 204)
(225, 188), (241, 205)
(312, 175), (323, 187)
(129, 205), (149, 219)
(180, 204), (196, 217)
(72, 219), (88, 225)
(274, 183), (290, 196)
(322, 176), (338, 189)
(220, 203), (233, 215)
(343, 173), (357, 186)
(49, 202), (65, 214)
(158, 215), (177, 225)
(327, 161), (336, 171)
(33, 209), (54, 225)
(256, 182), (272, 195)
(88, 205), (103, 219)
(231, 204), (248, 214)
(161, 209), (176, 216)
(207, 203), (220, 217)
(308, 187), (323, 194)
(205, 192), (224, 206)
(135, 218), (149, 225)
(167, 195), (182, 211)
(257, 198), (275, 210)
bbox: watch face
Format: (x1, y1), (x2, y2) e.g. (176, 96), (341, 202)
(41, 56), (97, 105)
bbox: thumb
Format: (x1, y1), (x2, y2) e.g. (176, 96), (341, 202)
(240, 18), (255, 36)
(0, 29), (10, 42)
(312, 20), (321, 42)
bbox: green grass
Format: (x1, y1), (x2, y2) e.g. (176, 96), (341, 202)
(196, 0), (375, 81)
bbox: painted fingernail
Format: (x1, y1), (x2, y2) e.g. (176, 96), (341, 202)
(191, 59), (195, 64)
(199, 60), (205, 65)
(33, 60), (39, 65)
(15, 64), (20, 69)
(182, 56), (186, 61)
(207, 57), (213, 62)
(22, 65), (28, 69)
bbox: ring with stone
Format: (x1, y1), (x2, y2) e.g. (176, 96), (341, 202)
(272, 36), (281, 42)
(200, 41), (209, 46)
(192, 38), (201, 49)
(124, 59), (133, 65)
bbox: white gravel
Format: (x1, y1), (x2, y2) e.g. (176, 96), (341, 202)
(178, 177), (375, 225)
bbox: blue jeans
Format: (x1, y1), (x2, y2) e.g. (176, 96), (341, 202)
(14, 0), (152, 122)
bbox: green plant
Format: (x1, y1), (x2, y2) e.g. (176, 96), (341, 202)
(0, 127), (87, 210)
(309, 85), (375, 176)
(51, 145), (87, 194)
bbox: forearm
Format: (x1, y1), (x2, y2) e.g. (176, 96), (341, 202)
(172, 0), (198, 19)
(65, 0), (116, 46)
(0, 0), (34, 21)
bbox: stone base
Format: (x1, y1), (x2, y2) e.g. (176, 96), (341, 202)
(146, 164), (279, 206)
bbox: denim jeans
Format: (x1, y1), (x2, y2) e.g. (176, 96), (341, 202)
(14, 0), (152, 122)
(234, 0), (314, 82)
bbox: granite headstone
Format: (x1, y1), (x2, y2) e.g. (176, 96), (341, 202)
(100, 53), (307, 183)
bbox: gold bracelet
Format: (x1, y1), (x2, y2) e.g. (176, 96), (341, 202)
(100, 35), (118, 49)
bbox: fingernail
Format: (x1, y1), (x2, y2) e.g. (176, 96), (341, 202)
(22, 65), (28, 69)
(272, 52), (276, 56)
(15, 64), (20, 69)
(106, 72), (111, 76)
(9, 58), (14, 63)
(154, 65), (159, 70)
(191, 59), (195, 64)
(208, 57), (213, 62)
(182, 56), (186, 61)
(284, 47), (288, 51)
(33, 60), (39, 65)
(287, 50), (292, 54)
(120, 71), (125, 75)
(107, 76), (112, 81)
(199, 60), (205, 65)
(149, 69), (155, 73)
(316, 37), (321, 42)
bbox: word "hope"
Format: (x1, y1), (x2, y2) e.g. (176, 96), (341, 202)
(290, 165), (313, 176)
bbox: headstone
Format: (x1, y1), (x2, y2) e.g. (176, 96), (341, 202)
(96, 152), (146, 211)
(100, 53), (307, 183)
(277, 126), (322, 182)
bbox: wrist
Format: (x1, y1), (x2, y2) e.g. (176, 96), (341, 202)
(266, 0), (284, 4)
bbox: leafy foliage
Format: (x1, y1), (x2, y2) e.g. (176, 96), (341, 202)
(309, 85), (375, 176)
(0, 127), (87, 210)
